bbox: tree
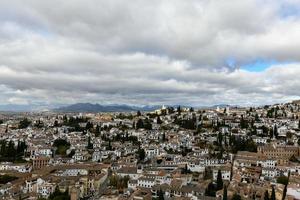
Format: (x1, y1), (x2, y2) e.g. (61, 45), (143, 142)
(19, 118), (31, 129)
(177, 106), (181, 114)
(107, 140), (112, 150)
(274, 125), (278, 138)
(282, 184), (287, 200)
(109, 175), (129, 191)
(95, 125), (101, 137)
(109, 175), (118, 187)
(0, 174), (18, 184)
(203, 167), (213, 180)
(48, 186), (70, 200)
(157, 116), (162, 124)
(53, 120), (59, 127)
(53, 139), (70, 156)
(174, 117), (196, 130)
(271, 186), (276, 200)
(216, 169), (223, 190)
(240, 117), (249, 129)
(277, 176), (288, 185)
(0, 140), (26, 162)
(255, 113), (260, 121)
(161, 133), (166, 142)
(232, 193), (242, 200)
(136, 119), (144, 129)
(158, 189), (164, 200)
(218, 132), (223, 147)
(34, 119), (44, 128)
(7, 140), (16, 158)
(181, 164), (191, 174)
(87, 136), (93, 149)
(269, 128), (274, 139)
(229, 136), (257, 153)
(85, 121), (93, 130)
(205, 182), (216, 197)
(290, 155), (300, 163)
(286, 131), (292, 139)
(264, 190), (270, 200)
(137, 148), (145, 161)
(282, 172), (290, 200)
(143, 118), (152, 130)
(135, 118), (152, 130)
(223, 185), (227, 200)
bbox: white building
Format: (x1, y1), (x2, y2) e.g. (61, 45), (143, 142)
(261, 168), (277, 179)
(92, 149), (102, 162)
(62, 168), (89, 176)
(137, 177), (156, 188)
(145, 147), (159, 158)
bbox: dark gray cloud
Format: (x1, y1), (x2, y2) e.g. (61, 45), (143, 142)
(0, 0), (299, 107)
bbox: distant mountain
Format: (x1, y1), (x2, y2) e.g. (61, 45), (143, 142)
(210, 104), (239, 108)
(0, 104), (35, 112)
(54, 103), (160, 112)
(0, 104), (58, 112)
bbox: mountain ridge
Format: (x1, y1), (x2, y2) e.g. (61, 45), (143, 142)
(54, 103), (161, 112)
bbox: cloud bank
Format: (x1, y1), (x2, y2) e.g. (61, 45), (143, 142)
(0, 0), (300, 107)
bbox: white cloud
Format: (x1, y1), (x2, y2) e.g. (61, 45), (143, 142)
(0, 0), (299, 107)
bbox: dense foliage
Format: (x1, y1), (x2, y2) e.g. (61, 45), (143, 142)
(229, 136), (257, 153)
(48, 187), (70, 200)
(232, 193), (242, 200)
(109, 175), (130, 191)
(0, 140), (27, 162)
(174, 116), (197, 130)
(53, 138), (70, 156)
(135, 118), (152, 130)
(19, 118), (31, 129)
(205, 182), (216, 197)
(0, 174), (18, 184)
(277, 176), (288, 185)
(63, 116), (89, 131)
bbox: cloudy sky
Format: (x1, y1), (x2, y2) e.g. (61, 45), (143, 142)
(0, 0), (300, 108)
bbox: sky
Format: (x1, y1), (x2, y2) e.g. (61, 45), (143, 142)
(0, 0), (300, 108)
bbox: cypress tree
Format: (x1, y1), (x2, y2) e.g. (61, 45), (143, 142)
(282, 172), (290, 200)
(223, 185), (227, 200)
(217, 169), (223, 190)
(87, 136), (93, 149)
(271, 186), (276, 200)
(282, 184), (287, 200)
(264, 190), (270, 200)
(218, 132), (223, 146)
(274, 125), (278, 138)
(0, 140), (6, 157)
(177, 106), (181, 114)
(158, 189), (164, 200)
(157, 116), (162, 124)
